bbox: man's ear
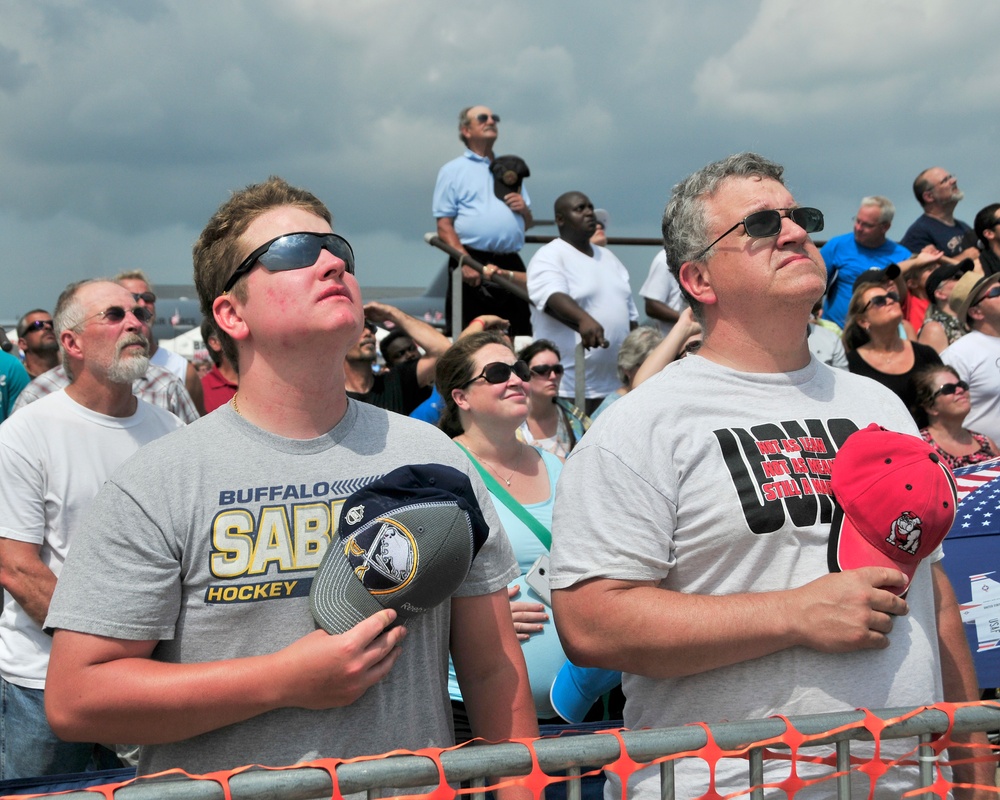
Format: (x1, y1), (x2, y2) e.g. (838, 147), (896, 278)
(213, 294), (249, 344)
(59, 328), (82, 362)
(679, 260), (718, 307)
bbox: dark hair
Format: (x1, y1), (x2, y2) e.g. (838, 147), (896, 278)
(16, 308), (51, 339)
(200, 316), (223, 367)
(435, 331), (511, 438)
(517, 338), (560, 365)
(379, 329), (413, 363)
(974, 203), (1000, 245)
(911, 364), (962, 428)
(913, 168), (934, 207)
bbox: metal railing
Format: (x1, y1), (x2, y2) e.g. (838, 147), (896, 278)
(27, 704), (1000, 800)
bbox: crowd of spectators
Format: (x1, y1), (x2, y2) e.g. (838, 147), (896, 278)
(2, 109), (1000, 798)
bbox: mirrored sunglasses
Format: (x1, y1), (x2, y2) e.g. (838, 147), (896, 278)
(972, 285), (1000, 307)
(930, 380), (969, 401)
(24, 319), (54, 333)
(694, 207), (824, 261)
(862, 291), (900, 311)
(461, 360), (530, 389)
(223, 232), (355, 294)
(529, 363), (565, 378)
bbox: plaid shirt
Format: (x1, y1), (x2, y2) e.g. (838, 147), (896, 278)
(13, 363), (198, 423)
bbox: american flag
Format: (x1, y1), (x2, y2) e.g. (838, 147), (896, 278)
(952, 458), (1000, 534)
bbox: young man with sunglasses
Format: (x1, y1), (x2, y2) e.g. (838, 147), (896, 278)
(549, 153), (989, 799)
(44, 177), (537, 783)
(433, 105), (534, 337)
(0, 280), (181, 779)
(16, 309), (60, 379)
(941, 271), (1000, 446)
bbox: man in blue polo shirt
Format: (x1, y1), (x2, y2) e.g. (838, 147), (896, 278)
(822, 195), (938, 328)
(433, 105), (533, 335)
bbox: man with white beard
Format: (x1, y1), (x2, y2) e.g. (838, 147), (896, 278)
(0, 279), (182, 780)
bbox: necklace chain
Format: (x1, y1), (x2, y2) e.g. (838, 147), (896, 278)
(464, 442), (523, 487)
(232, 393), (241, 416)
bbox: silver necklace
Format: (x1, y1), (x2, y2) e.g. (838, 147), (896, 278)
(464, 442), (523, 487)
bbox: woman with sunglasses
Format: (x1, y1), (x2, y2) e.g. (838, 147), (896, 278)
(436, 331), (568, 732)
(914, 365), (999, 470)
(843, 281), (942, 415)
(515, 340), (590, 460)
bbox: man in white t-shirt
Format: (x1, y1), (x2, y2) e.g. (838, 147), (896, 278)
(550, 153), (989, 799)
(638, 249), (687, 335)
(0, 280), (181, 779)
(527, 191), (638, 414)
(941, 270), (1000, 443)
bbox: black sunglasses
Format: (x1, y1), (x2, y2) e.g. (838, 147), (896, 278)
(24, 319), (54, 333)
(862, 290), (900, 311)
(461, 360), (530, 389)
(475, 113), (500, 124)
(930, 380), (969, 401)
(83, 305), (153, 326)
(529, 363), (565, 378)
(972, 285), (1000, 307)
(694, 207), (824, 261)
(132, 291), (156, 304)
(223, 232), (355, 294)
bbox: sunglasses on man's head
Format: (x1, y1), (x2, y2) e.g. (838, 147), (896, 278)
(475, 113), (500, 124)
(222, 232), (355, 294)
(930, 380), (970, 401)
(24, 320), (54, 333)
(461, 360), (530, 389)
(694, 207), (824, 261)
(862, 291), (900, 311)
(529, 363), (564, 378)
(83, 305), (153, 326)
(132, 291), (156, 304)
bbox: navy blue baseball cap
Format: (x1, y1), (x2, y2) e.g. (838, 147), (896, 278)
(310, 464), (490, 634)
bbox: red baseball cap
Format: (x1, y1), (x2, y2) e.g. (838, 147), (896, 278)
(828, 423), (958, 594)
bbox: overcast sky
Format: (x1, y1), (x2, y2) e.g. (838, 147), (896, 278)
(2, 0), (998, 324)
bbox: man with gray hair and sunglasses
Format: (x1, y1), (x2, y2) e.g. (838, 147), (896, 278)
(549, 153), (988, 798)
(0, 279), (181, 780)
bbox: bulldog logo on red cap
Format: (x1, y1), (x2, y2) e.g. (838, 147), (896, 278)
(886, 511), (922, 555)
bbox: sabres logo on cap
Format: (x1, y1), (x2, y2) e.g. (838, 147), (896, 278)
(346, 518), (418, 597)
(344, 504), (366, 526)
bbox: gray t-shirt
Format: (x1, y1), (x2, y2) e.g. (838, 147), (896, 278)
(550, 355), (944, 799)
(47, 401), (518, 775)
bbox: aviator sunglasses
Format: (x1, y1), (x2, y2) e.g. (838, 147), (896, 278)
(222, 232), (356, 294)
(82, 305), (153, 326)
(694, 207), (824, 261)
(529, 363), (565, 378)
(461, 360), (531, 389)
(132, 291), (157, 304)
(475, 113), (500, 124)
(862, 291), (900, 311)
(930, 380), (970, 401)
